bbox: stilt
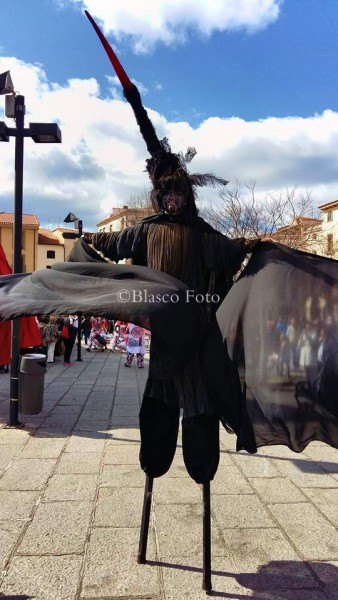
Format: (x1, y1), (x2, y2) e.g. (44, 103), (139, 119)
(137, 475), (154, 564)
(202, 481), (212, 591)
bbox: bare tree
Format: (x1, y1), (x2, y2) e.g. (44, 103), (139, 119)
(121, 190), (155, 228)
(202, 180), (324, 252)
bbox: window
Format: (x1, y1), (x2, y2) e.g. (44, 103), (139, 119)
(46, 265), (51, 269)
(327, 211), (333, 222)
(46, 250), (55, 259)
(327, 233), (334, 254)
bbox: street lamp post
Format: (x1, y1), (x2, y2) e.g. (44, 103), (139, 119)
(0, 71), (62, 427)
(63, 212), (83, 361)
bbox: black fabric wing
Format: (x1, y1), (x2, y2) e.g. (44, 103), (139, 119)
(214, 242), (338, 453)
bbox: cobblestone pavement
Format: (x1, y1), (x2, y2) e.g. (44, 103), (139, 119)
(0, 349), (337, 599)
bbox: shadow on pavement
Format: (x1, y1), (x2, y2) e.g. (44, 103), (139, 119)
(148, 559), (338, 599)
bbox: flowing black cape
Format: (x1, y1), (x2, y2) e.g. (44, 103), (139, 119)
(209, 241), (338, 453)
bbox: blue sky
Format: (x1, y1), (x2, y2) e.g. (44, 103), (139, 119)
(0, 0), (338, 229)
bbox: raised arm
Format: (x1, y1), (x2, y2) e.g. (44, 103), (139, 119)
(205, 233), (259, 275)
(83, 227), (143, 263)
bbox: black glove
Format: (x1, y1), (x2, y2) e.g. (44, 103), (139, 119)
(82, 232), (94, 245)
(123, 84), (142, 108)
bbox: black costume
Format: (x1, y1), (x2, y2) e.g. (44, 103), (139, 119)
(89, 213), (250, 482)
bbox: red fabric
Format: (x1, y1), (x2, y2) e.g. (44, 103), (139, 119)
(61, 325), (69, 339)
(0, 243), (42, 365)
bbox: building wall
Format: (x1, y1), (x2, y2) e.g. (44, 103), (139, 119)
(98, 217), (123, 233)
(0, 227), (13, 267)
(321, 209), (338, 258)
(37, 244), (64, 270)
(22, 229), (38, 272)
(52, 230), (78, 259)
(0, 225), (39, 272)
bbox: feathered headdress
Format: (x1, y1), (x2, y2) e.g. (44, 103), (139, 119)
(85, 11), (228, 204)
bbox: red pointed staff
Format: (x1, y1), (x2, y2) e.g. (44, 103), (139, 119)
(84, 10), (162, 157)
(84, 10), (133, 90)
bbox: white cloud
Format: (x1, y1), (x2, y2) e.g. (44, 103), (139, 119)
(71, 0), (283, 52)
(1, 56), (338, 231)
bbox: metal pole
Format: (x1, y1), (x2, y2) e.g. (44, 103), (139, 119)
(202, 481), (212, 591)
(8, 95), (25, 427)
(76, 220), (83, 361)
(137, 475), (154, 563)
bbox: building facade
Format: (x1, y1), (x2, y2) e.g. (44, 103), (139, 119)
(318, 199), (338, 258)
(0, 212), (39, 272)
(96, 205), (154, 233)
(37, 228), (65, 269)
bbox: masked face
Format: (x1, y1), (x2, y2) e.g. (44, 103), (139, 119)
(162, 188), (186, 215)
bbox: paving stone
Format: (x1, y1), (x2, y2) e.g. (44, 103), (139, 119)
(302, 488), (338, 526)
(39, 413), (79, 432)
(94, 486), (144, 527)
(153, 476), (201, 504)
(0, 555), (82, 599)
(0, 429), (29, 445)
(65, 434), (107, 454)
(52, 404), (84, 415)
(303, 445), (338, 472)
(269, 503), (338, 560)
(217, 449), (236, 465)
(249, 477), (307, 503)
(0, 490), (39, 520)
(231, 452), (281, 477)
(155, 503), (225, 557)
(161, 555), (248, 600)
(81, 527), (160, 598)
(18, 501), (93, 554)
(274, 456), (338, 488)
(72, 420), (109, 432)
(44, 473), (97, 502)
(110, 415), (139, 426)
(103, 443), (140, 464)
(100, 463), (145, 488)
(213, 494), (275, 529)
(0, 445), (22, 469)
(260, 445), (304, 459)
(310, 561), (338, 600)
(0, 521), (26, 569)
(112, 403), (139, 417)
(0, 459), (56, 491)
(106, 427), (141, 443)
(245, 591), (328, 599)
(18, 437), (66, 459)
(55, 452), (102, 474)
(220, 528), (318, 589)
(211, 465), (253, 495)
(114, 392), (141, 404)
(80, 408), (111, 419)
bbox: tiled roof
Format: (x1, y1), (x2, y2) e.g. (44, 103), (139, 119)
(53, 227), (80, 235)
(96, 206), (152, 227)
(38, 228), (63, 245)
(275, 217), (321, 233)
(318, 199), (338, 211)
(0, 212), (39, 227)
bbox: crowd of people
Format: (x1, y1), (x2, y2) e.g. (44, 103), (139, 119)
(35, 315), (150, 368)
(264, 312), (338, 393)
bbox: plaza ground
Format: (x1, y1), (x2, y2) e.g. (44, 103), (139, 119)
(0, 348), (337, 599)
